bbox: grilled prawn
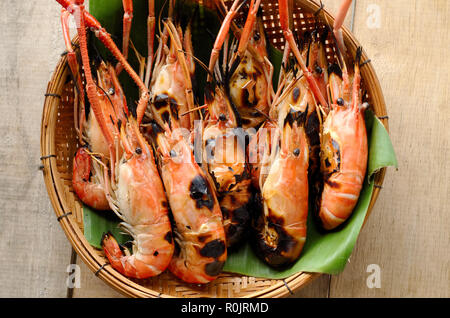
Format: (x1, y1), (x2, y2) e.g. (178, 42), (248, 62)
(147, 7), (196, 131)
(199, 0), (260, 249)
(60, 10), (127, 211)
(249, 76), (312, 268)
(101, 114), (174, 279)
(303, 0), (369, 230)
(70, 60), (124, 211)
(275, 0), (368, 231)
(143, 7), (227, 283)
(317, 47), (368, 230)
(57, 0), (174, 279)
(151, 126), (227, 284)
(201, 85), (252, 249)
(247, 0), (331, 267)
(211, 0), (274, 129)
(275, 13), (330, 215)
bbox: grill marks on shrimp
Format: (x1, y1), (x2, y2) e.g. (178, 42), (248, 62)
(292, 87), (301, 103)
(255, 211), (304, 268)
(229, 54), (269, 128)
(199, 239), (226, 258)
(203, 129), (253, 249)
(152, 93), (180, 127)
(189, 175), (215, 211)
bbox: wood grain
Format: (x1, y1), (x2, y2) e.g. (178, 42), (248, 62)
(291, 274), (330, 298)
(0, 0), (448, 298)
(0, 0), (74, 297)
(71, 255), (125, 298)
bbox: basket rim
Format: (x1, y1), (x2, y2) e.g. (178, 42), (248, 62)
(41, 0), (388, 298)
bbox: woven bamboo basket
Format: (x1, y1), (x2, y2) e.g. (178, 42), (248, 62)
(41, 0), (388, 298)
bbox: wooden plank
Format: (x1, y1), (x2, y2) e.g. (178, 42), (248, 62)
(329, 0), (450, 297)
(71, 255), (126, 298)
(0, 1), (74, 297)
(3, 0), (446, 298)
(291, 274), (330, 298)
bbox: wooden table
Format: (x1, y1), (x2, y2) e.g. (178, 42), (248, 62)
(0, 0), (448, 298)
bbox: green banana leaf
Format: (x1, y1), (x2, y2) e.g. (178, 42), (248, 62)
(83, 206), (131, 250)
(82, 0), (398, 278)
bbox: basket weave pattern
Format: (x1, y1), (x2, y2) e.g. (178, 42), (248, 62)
(41, 0), (387, 298)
